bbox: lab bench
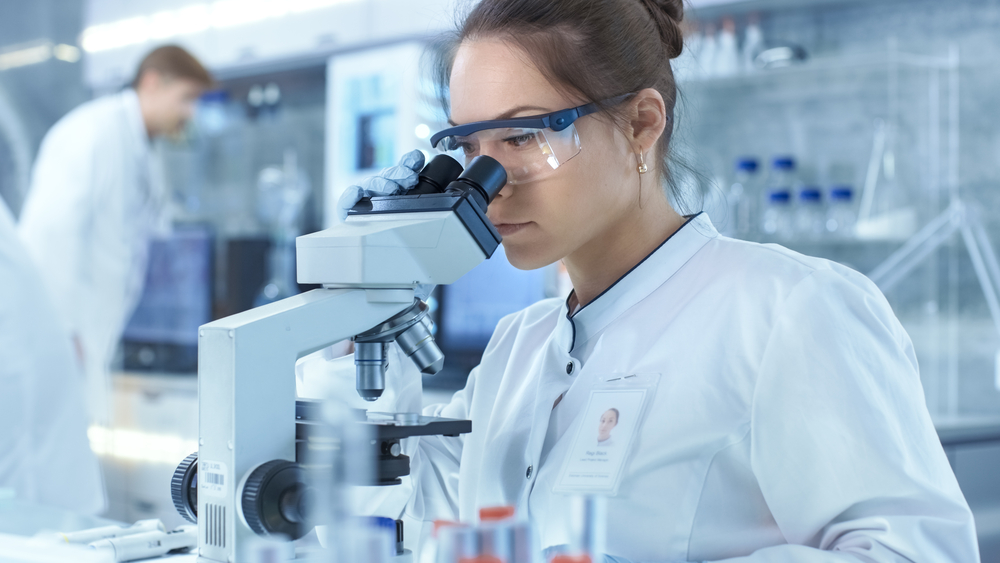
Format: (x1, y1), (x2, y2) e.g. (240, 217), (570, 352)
(937, 417), (1000, 561)
(101, 373), (1000, 559)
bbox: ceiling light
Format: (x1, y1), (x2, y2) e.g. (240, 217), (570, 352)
(53, 44), (81, 63)
(82, 17), (149, 52)
(0, 42), (53, 71)
(80, 0), (362, 53)
(210, 0), (288, 29)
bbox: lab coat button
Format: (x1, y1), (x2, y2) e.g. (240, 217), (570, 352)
(526, 465), (533, 479)
(566, 362), (574, 375)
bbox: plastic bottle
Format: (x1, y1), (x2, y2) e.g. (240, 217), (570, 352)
(546, 497), (605, 563)
(480, 507), (516, 522)
(762, 190), (792, 237)
(434, 508), (536, 563)
(826, 186), (857, 236)
(742, 14), (765, 73)
(421, 521), (461, 563)
(477, 506), (516, 563)
(761, 157), (797, 238)
(715, 18), (740, 77)
(436, 525), (477, 563)
(729, 157), (760, 236)
(795, 187), (825, 239)
(698, 23), (718, 77)
(674, 23), (702, 82)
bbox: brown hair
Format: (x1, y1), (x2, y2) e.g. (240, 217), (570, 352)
(131, 45), (213, 89)
(432, 0), (686, 196)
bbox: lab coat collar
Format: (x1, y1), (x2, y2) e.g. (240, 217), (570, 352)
(564, 212), (718, 353)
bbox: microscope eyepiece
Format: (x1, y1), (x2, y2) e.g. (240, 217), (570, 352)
(408, 154), (465, 195)
(446, 155), (508, 211)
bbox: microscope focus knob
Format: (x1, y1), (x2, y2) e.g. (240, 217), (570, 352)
(241, 460), (311, 540)
(171, 452), (199, 524)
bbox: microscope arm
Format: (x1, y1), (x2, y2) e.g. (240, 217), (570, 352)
(197, 286), (413, 561)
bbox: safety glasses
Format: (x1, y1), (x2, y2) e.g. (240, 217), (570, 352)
(430, 93), (633, 185)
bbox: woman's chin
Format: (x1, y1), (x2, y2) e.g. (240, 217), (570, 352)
(502, 243), (558, 271)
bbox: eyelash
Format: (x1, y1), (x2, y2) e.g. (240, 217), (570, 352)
(503, 133), (536, 147)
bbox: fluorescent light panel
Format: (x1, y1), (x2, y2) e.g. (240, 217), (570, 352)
(82, 0), (356, 53)
(0, 42), (81, 70)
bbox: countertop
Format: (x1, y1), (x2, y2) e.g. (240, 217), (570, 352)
(934, 416), (1000, 446)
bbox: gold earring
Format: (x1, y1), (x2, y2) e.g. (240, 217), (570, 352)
(637, 152), (648, 174)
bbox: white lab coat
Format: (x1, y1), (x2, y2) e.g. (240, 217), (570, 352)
(0, 198), (105, 514)
(299, 213), (979, 562)
(18, 89), (166, 426)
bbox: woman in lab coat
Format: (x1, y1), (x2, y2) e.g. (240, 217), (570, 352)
(325, 0), (980, 560)
(0, 197), (105, 514)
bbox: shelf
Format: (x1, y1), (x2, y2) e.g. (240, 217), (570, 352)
(677, 49), (956, 91)
(689, 0), (886, 19)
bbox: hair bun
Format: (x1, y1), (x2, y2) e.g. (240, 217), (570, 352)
(638, 0), (685, 59)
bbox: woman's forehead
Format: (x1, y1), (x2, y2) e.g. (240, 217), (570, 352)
(449, 38), (571, 125)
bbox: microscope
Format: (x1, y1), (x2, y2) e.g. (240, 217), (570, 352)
(171, 155), (507, 562)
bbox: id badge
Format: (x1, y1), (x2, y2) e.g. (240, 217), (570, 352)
(554, 373), (660, 496)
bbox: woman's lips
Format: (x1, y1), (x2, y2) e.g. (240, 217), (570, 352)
(494, 222), (531, 237)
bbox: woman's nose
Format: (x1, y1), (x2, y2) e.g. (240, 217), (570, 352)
(494, 180), (514, 199)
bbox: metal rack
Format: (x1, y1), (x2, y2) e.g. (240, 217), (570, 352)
(677, 42), (1000, 417)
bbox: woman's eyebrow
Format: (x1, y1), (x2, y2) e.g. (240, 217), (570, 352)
(447, 105), (553, 126)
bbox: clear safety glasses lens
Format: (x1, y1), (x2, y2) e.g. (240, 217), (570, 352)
(434, 125), (582, 185)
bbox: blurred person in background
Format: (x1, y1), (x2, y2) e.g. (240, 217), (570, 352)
(17, 45), (212, 427)
(0, 196), (104, 514)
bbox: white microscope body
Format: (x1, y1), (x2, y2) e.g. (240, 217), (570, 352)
(178, 156), (506, 562)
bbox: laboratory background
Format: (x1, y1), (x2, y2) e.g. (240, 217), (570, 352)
(1, 0), (1000, 560)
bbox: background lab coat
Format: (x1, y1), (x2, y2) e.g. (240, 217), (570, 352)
(18, 89), (167, 426)
(299, 213), (979, 562)
(0, 198), (105, 514)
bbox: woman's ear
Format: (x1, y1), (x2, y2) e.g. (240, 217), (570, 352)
(628, 88), (668, 154)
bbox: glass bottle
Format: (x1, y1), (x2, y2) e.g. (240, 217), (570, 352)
(826, 186), (856, 237)
(729, 157), (760, 237)
(761, 156), (796, 238)
(795, 187), (824, 239)
(762, 190), (792, 238)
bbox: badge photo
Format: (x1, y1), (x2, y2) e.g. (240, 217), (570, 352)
(555, 373), (659, 496)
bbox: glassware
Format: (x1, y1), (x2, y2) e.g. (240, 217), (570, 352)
(795, 187), (825, 239)
(715, 18), (740, 77)
(826, 186), (856, 237)
(761, 156), (796, 238)
(742, 15), (765, 73)
(762, 190), (792, 237)
(729, 157), (760, 236)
